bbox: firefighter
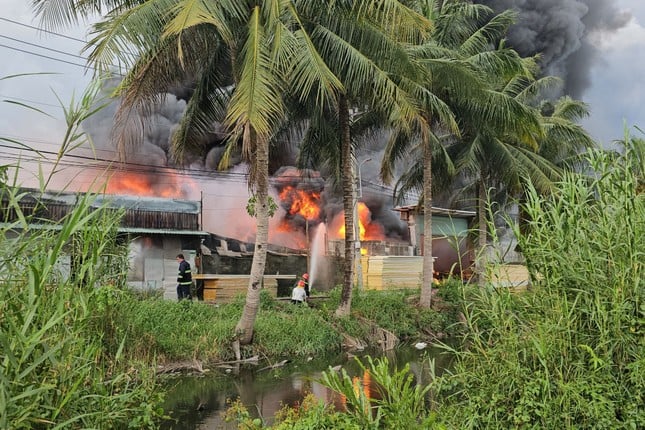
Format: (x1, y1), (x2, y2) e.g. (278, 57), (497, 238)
(176, 253), (192, 301)
(300, 273), (310, 298)
(291, 280), (307, 304)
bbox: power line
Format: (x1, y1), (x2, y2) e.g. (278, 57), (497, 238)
(0, 143), (251, 180)
(0, 16), (88, 44)
(0, 43), (90, 69)
(0, 16), (135, 73)
(0, 34), (87, 60)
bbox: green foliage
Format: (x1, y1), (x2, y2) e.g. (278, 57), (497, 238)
(224, 394), (361, 430)
(246, 194), (278, 217)
(252, 305), (343, 357)
(0, 80), (165, 428)
(112, 286), (464, 365)
(432, 134), (645, 428)
(222, 398), (264, 429)
(272, 394), (362, 429)
(318, 356), (443, 429)
(224, 358), (446, 430)
(0, 187), (164, 429)
(347, 288), (457, 339)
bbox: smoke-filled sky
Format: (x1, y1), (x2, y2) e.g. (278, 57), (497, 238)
(476, 0), (645, 143)
(1, 0), (644, 171)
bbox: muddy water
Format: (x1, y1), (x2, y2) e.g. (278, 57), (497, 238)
(160, 345), (454, 429)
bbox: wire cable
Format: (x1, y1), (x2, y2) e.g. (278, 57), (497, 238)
(0, 43), (90, 69)
(0, 34), (87, 60)
(0, 16), (88, 44)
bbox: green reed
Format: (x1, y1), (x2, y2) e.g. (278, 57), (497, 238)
(432, 133), (644, 428)
(0, 80), (163, 429)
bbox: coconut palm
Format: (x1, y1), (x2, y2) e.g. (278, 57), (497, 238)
(32, 0), (431, 337)
(395, 55), (597, 283)
(33, 0), (340, 345)
(288, 2), (432, 316)
(381, 0), (541, 306)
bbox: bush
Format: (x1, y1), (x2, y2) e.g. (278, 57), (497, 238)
(433, 135), (645, 428)
(0, 187), (163, 429)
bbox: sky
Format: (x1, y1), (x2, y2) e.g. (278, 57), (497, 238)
(1, 0), (644, 176)
(579, 1), (645, 142)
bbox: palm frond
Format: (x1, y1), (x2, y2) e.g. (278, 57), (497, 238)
(226, 6), (285, 141)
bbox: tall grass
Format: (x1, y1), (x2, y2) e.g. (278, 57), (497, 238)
(109, 286), (463, 365)
(0, 184), (164, 428)
(433, 134), (644, 428)
(109, 290), (343, 362)
(0, 80), (163, 428)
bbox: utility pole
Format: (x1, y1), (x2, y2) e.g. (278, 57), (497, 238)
(306, 219), (310, 273)
(354, 158), (372, 289)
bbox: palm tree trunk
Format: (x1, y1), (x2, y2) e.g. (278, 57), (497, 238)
(419, 133), (433, 308)
(335, 95), (355, 317)
(476, 174), (487, 285)
(235, 127), (269, 345)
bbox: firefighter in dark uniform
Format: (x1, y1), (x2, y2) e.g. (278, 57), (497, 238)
(176, 253), (192, 300)
(301, 273), (310, 298)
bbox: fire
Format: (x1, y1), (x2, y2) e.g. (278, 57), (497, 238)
(336, 202), (385, 241)
(278, 186), (322, 221)
(105, 171), (195, 198)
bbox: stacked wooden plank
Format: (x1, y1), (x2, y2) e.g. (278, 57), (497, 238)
(194, 275), (294, 303)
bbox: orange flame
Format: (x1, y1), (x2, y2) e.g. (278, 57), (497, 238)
(105, 171), (195, 198)
(278, 186), (322, 221)
(336, 202), (385, 241)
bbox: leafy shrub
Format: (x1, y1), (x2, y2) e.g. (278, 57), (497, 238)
(433, 135), (645, 428)
(0, 187), (163, 428)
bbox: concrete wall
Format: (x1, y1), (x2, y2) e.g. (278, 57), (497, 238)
(125, 235), (200, 300)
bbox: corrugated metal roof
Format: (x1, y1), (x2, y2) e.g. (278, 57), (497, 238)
(392, 205), (476, 217)
(0, 223), (209, 236)
(92, 195), (201, 213)
(7, 188), (201, 213)
(118, 227), (209, 236)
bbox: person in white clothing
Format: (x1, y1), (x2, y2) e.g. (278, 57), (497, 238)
(291, 280), (307, 304)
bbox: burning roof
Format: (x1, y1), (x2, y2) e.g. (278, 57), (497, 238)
(1, 188), (205, 233)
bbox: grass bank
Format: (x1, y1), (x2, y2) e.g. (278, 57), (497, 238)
(109, 281), (466, 366)
(220, 134), (644, 430)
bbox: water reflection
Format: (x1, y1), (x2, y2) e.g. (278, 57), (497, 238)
(160, 345), (453, 429)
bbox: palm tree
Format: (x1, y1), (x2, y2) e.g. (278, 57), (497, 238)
(33, 0), (342, 345)
(394, 55), (596, 284)
(448, 67), (595, 278)
(32, 0), (429, 336)
(381, 0), (540, 306)
(272, 1), (432, 317)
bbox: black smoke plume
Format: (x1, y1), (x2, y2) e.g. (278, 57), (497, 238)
(477, 0), (630, 97)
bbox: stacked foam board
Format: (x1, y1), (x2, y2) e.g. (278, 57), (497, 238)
(487, 264), (530, 291)
(364, 256), (423, 290)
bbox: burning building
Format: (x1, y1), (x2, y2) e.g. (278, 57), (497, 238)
(0, 188), (209, 299)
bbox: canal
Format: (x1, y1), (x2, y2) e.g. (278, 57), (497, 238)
(160, 344), (454, 429)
